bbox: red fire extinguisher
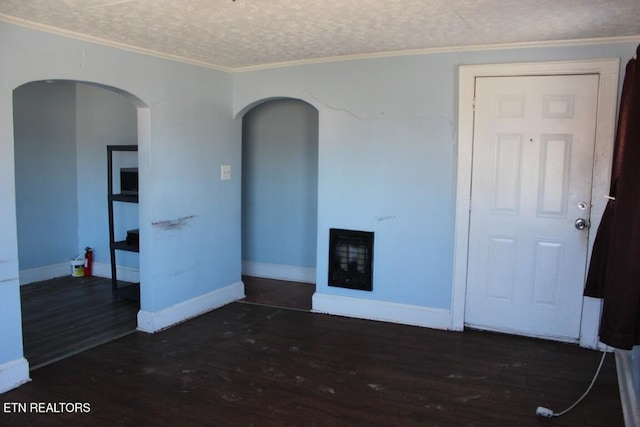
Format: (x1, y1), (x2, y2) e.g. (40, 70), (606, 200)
(84, 247), (93, 277)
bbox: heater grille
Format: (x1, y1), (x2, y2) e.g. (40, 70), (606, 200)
(328, 228), (373, 291)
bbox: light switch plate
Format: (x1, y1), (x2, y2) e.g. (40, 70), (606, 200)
(221, 165), (231, 181)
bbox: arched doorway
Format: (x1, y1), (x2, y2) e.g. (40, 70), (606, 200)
(14, 80), (145, 369)
(240, 98), (319, 310)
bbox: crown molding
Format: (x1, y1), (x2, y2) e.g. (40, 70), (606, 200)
(233, 35), (640, 73)
(2, 14), (638, 74)
(0, 14), (235, 73)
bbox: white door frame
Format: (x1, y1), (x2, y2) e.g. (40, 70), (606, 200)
(452, 59), (620, 348)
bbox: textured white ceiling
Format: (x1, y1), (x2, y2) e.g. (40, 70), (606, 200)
(1, 0), (639, 71)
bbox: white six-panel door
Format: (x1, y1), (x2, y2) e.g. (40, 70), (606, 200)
(464, 74), (599, 340)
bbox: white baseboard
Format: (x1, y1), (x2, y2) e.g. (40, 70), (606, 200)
(92, 262), (140, 283)
(312, 293), (452, 330)
(242, 261), (315, 283)
(137, 281), (245, 333)
(616, 347), (640, 427)
(19, 261), (140, 285)
(0, 357), (30, 394)
(19, 263), (69, 285)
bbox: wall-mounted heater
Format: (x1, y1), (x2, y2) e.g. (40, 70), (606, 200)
(328, 228), (374, 291)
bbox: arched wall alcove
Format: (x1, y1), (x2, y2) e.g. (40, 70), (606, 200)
(239, 97), (320, 287)
(235, 96), (322, 120)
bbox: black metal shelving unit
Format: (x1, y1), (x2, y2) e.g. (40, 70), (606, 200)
(107, 145), (139, 300)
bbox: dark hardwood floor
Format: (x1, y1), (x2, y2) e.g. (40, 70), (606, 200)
(241, 275), (314, 310)
(20, 275), (310, 370)
(20, 276), (140, 370)
(6, 292), (623, 426)
(14, 275), (622, 425)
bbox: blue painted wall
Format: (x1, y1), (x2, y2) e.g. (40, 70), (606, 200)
(76, 82), (139, 269)
(14, 81), (139, 274)
(13, 81), (79, 270)
(242, 99), (318, 269)
(0, 18), (638, 387)
(0, 21), (238, 371)
(234, 42), (639, 311)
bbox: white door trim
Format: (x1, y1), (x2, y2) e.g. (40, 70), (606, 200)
(453, 59), (620, 348)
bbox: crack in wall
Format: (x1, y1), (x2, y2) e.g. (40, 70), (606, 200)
(301, 88), (365, 120)
(301, 88), (455, 133)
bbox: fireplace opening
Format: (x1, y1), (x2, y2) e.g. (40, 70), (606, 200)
(328, 228), (374, 291)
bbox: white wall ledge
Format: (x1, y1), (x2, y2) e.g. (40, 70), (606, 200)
(0, 357), (30, 394)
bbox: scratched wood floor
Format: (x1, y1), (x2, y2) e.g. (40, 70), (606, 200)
(20, 275), (313, 371)
(8, 277), (623, 426)
(20, 276), (315, 370)
(20, 276), (140, 370)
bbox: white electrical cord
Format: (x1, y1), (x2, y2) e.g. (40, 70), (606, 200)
(536, 349), (608, 418)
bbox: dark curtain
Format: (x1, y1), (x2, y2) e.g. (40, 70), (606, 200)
(584, 45), (640, 350)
